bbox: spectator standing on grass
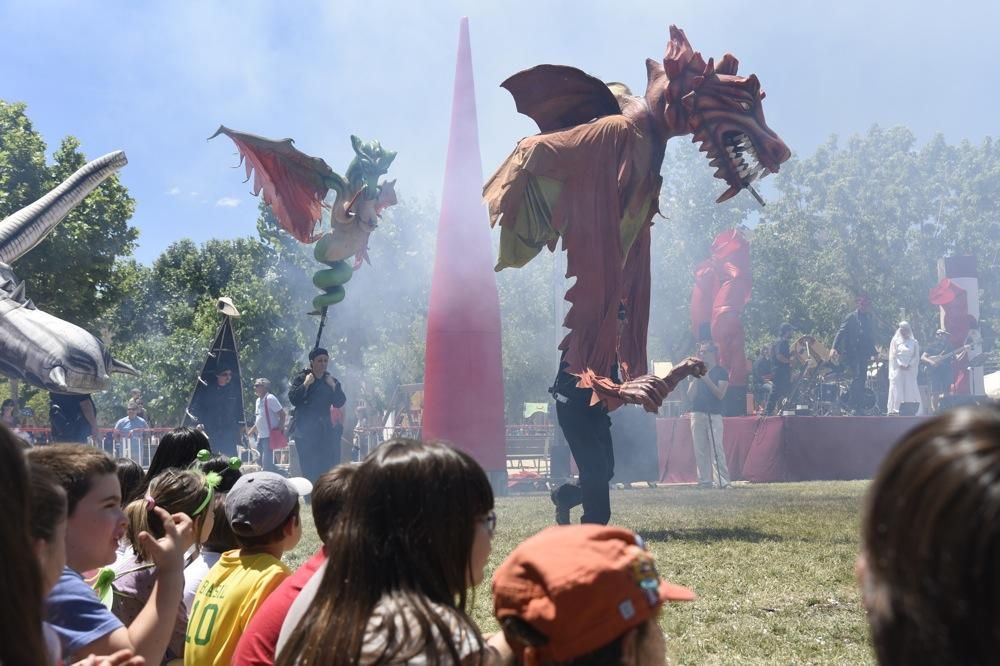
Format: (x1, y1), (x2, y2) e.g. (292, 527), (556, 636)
(113, 405), (148, 461)
(248, 378), (286, 473)
(858, 403), (1000, 665)
(493, 524), (695, 665)
(687, 342), (731, 489)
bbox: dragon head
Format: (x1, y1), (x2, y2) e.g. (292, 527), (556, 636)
(646, 26), (791, 204)
(346, 136), (397, 201)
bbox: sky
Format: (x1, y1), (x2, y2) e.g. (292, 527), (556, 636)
(2, 0), (998, 263)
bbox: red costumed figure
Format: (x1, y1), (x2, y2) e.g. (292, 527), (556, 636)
(484, 26), (789, 524)
(929, 278), (972, 395)
(709, 229), (752, 399)
(691, 259), (718, 343)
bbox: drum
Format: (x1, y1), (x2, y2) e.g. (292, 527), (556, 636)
(818, 383), (840, 402)
(857, 387), (878, 412)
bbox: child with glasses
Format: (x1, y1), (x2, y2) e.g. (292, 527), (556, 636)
(275, 438), (503, 665)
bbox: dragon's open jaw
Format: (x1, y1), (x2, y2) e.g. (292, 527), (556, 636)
(701, 130), (776, 205)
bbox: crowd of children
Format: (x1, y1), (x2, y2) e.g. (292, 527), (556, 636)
(3, 403), (1000, 664)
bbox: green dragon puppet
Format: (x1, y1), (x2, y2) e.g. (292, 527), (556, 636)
(210, 128), (396, 312)
(484, 25), (791, 409)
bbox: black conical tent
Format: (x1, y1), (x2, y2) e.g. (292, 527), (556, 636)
(184, 314), (246, 455)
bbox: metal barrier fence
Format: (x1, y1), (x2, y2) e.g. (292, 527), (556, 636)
(14, 423), (559, 477)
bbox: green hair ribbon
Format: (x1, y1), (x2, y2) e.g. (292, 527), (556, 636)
(192, 471), (222, 517)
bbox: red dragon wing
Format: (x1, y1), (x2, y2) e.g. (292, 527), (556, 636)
(210, 126), (344, 243)
(501, 65), (622, 133)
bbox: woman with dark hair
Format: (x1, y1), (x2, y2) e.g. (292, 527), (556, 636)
(859, 403), (1000, 665)
(137, 427), (211, 495)
(0, 423), (48, 663)
(115, 458), (144, 507)
(276, 439), (498, 665)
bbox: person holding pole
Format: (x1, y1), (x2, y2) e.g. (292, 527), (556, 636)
(687, 342), (731, 489)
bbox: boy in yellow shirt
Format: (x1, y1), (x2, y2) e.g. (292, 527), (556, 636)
(184, 471), (310, 665)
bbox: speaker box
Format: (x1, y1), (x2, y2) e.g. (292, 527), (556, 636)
(938, 394), (993, 411)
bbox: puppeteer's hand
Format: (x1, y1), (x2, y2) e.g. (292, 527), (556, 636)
(325, 375), (337, 389)
(617, 375), (672, 412)
(304, 372), (316, 387)
(664, 357), (708, 391)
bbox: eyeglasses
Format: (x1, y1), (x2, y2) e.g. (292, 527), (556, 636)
(480, 510), (497, 537)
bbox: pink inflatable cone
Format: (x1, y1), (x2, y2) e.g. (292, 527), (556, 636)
(422, 18), (506, 479)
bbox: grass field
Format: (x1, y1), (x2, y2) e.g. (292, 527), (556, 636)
(288, 480), (873, 665)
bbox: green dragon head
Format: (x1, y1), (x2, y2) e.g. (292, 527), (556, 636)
(346, 136), (397, 199)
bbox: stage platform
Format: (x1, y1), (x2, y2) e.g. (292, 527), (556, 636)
(657, 415), (927, 483)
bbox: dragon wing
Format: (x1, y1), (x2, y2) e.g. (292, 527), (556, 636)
(209, 126), (347, 243)
(501, 65), (622, 133)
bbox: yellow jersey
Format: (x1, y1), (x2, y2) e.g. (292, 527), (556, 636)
(183, 550), (290, 665)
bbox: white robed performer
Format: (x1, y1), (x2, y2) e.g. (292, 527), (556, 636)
(887, 321), (922, 415)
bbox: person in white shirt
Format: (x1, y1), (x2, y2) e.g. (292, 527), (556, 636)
(887, 321), (922, 415)
(247, 378), (286, 472)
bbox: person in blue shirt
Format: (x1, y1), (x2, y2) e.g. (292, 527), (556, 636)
(113, 405), (149, 461)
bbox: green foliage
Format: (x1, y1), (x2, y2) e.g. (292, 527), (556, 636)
(7, 131), (138, 331)
(749, 127), (999, 357)
(0, 101), (47, 220)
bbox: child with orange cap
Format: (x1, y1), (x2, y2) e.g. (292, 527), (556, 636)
(492, 525), (694, 665)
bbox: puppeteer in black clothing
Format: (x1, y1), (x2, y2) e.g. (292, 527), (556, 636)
(831, 297), (878, 413)
(289, 347), (347, 484)
(189, 367), (244, 458)
(549, 356), (619, 526)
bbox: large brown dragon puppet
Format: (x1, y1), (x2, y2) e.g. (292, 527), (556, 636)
(484, 26), (790, 410)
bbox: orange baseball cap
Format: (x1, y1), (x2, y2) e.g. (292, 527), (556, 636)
(492, 525), (694, 664)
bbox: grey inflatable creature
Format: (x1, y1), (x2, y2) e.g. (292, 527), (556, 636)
(0, 151), (138, 394)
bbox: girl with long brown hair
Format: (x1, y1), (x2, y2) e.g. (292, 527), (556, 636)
(276, 439), (497, 665)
